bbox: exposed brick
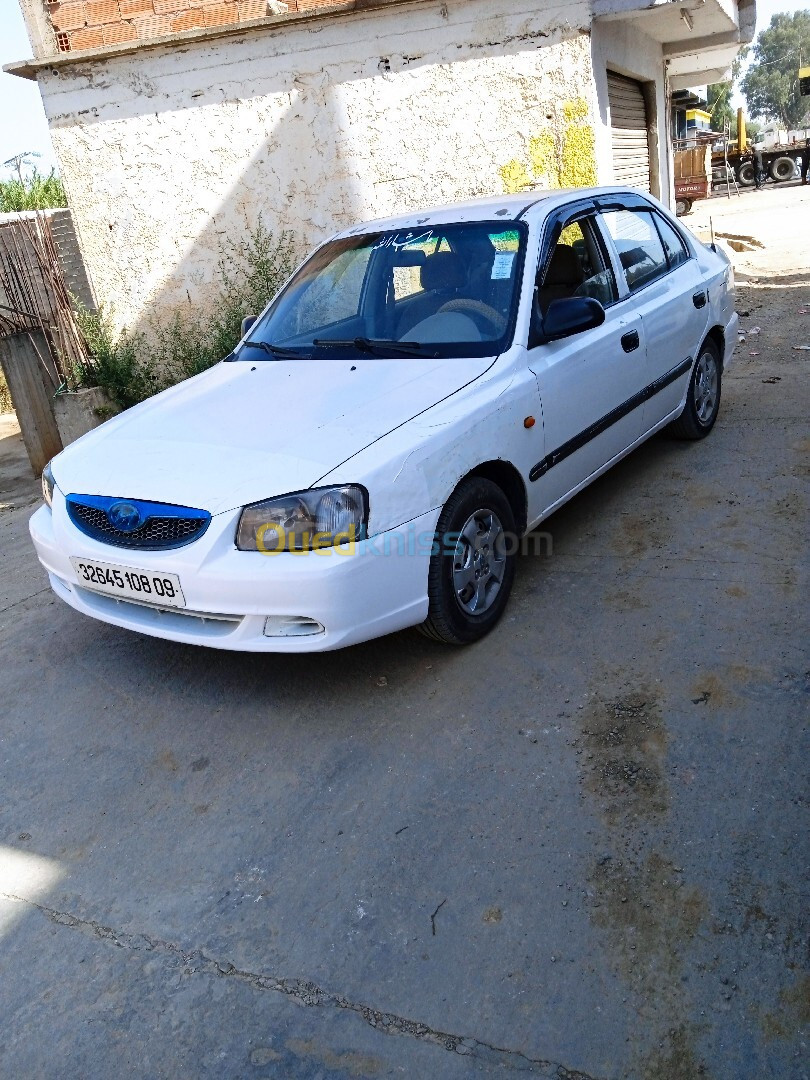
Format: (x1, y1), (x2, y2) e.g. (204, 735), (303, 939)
(55, 30), (71, 50)
(171, 8), (204, 29)
(153, 0), (187, 11)
(133, 12), (173, 35)
(238, 0), (266, 19)
(102, 20), (139, 41)
(84, 0), (121, 23)
(295, 0), (340, 9)
(202, 1), (237, 26)
(118, 0), (154, 16)
(69, 24), (106, 47)
(49, 2), (87, 31)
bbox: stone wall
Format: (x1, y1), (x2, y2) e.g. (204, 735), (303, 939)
(37, 0), (603, 334)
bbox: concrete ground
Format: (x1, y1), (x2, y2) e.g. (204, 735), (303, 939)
(0, 189), (808, 1079)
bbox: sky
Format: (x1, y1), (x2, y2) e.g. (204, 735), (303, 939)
(0, 0), (808, 178)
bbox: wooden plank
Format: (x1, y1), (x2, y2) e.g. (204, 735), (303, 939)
(0, 331), (63, 476)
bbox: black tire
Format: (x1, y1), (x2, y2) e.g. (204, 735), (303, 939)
(737, 162), (756, 187)
(668, 339), (722, 440)
(675, 198), (688, 217)
(769, 156), (795, 182)
(418, 477), (517, 645)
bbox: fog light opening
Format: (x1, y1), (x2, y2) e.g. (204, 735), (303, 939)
(263, 615), (325, 638)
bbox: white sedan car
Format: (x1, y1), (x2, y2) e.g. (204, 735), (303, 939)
(31, 187), (737, 651)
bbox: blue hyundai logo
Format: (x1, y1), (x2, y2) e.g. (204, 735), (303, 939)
(107, 501), (142, 533)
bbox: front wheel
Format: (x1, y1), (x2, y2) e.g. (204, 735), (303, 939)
(668, 340), (721, 439)
(418, 477), (517, 644)
(737, 161), (756, 187)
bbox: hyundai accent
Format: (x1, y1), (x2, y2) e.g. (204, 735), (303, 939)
(30, 187), (737, 651)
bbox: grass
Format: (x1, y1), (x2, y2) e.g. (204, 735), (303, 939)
(0, 168), (67, 212)
(77, 222), (296, 410)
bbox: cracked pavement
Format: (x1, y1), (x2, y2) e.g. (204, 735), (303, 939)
(0, 201), (808, 1078)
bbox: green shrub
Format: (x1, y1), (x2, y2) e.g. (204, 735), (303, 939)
(0, 168), (67, 212)
(78, 223), (296, 410)
(0, 370), (13, 413)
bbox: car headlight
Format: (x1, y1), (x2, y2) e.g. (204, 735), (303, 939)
(42, 462), (55, 508)
(236, 485), (368, 552)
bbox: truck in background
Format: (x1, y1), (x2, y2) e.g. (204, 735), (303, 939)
(715, 111), (809, 187)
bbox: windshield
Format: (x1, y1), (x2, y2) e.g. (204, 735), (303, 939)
(238, 221), (527, 360)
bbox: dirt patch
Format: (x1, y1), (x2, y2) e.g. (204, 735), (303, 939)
(602, 586), (645, 611)
(284, 1039), (383, 1077)
(588, 852), (709, 1080)
(690, 672), (739, 709)
(577, 691), (668, 823)
(611, 514), (668, 559)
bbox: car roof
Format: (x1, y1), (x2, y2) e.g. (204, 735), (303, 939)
(333, 187), (659, 237)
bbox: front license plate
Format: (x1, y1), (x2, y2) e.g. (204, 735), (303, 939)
(70, 557), (186, 609)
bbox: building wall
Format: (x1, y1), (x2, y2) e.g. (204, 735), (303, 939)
(590, 18), (670, 205)
(35, 0), (620, 333)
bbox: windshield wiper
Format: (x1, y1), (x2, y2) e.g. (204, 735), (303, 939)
(313, 336), (433, 357)
(243, 341), (303, 358)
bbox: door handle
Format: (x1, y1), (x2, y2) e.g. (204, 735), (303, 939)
(693, 291), (707, 308)
(621, 330), (640, 353)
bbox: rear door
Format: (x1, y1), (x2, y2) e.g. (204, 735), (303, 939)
(597, 203), (709, 426)
(526, 204), (648, 515)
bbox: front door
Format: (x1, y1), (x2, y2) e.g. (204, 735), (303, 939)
(526, 211), (648, 517)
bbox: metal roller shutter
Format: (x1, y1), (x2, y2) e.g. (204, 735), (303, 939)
(607, 72), (651, 191)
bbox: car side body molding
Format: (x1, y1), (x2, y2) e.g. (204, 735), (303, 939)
(529, 355), (693, 481)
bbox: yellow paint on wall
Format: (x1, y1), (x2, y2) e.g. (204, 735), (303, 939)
(499, 97), (596, 193)
(499, 159), (533, 195)
(528, 132), (556, 183)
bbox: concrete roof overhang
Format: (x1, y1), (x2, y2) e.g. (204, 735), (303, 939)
(593, 0), (756, 89)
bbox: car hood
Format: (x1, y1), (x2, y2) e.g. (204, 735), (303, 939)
(52, 356), (494, 515)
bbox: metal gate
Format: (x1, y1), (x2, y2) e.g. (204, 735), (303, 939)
(607, 72), (651, 191)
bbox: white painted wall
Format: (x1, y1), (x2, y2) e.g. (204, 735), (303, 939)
(35, 0), (624, 334)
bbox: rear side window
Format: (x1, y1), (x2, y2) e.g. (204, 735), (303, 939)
(653, 213), (689, 269)
(602, 209), (668, 293)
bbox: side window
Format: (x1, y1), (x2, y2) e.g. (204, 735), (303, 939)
(653, 213), (689, 269)
(602, 209), (668, 293)
(537, 215), (618, 314)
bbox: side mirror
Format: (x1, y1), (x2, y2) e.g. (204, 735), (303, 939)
(241, 315), (258, 338)
(533, 297), (605, 346)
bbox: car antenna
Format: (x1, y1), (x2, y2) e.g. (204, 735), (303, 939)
(709, 216), (716, 252)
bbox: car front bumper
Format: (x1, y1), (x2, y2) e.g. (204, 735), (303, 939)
(30, 496), (439, 652)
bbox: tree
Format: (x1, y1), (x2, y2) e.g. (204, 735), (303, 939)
(707, 52), (750, 135)
(707, 81), (735, 132)
(741, 10), (810, 128)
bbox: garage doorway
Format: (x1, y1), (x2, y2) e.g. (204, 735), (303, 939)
(607, 72), (652, 191)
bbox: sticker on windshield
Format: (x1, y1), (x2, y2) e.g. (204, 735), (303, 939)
(491, 252), (515, 280)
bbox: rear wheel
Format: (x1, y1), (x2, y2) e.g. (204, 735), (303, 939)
(418, 477), (516, 645)
(769, 156), (795, 182)
(668, 340), (721, 440)
(675, 198), (692, 217)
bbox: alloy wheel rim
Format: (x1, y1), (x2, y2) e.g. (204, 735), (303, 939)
(694, 351), (719, 424)
(452, 508), (507, 616)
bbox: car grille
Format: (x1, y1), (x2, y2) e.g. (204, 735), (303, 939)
(66, 495), (211, 550)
